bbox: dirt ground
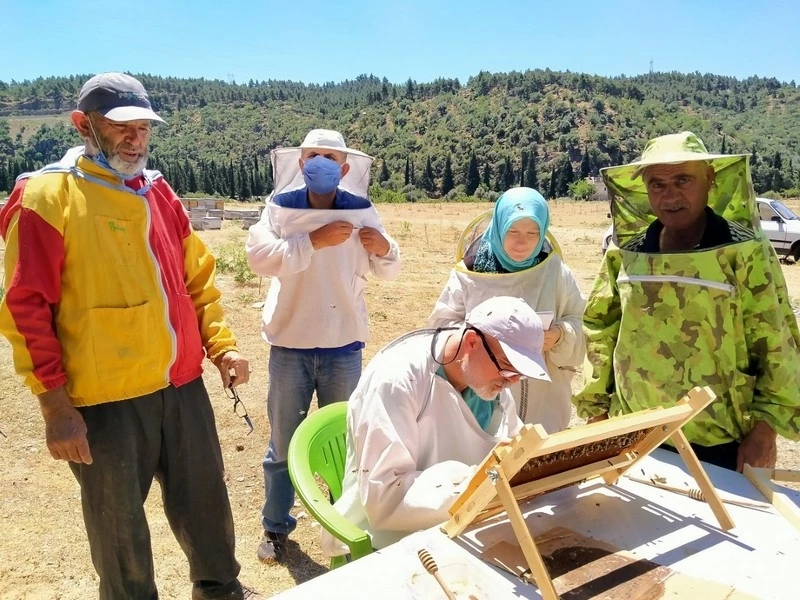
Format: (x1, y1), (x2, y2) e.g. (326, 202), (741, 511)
(1, 200), (800, 599)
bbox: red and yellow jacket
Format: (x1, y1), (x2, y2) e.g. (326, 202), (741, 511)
(0, 147), (238, 406)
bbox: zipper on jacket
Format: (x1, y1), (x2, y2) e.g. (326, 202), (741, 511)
(141, 196), (177, 381)
(617, 274), (735, 295)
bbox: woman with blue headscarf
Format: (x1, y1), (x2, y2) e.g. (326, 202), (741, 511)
(472, 187), (551, 273)
(428, 187), (586, 433)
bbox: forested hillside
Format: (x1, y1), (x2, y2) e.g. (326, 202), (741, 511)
(1, 69), (799, 200)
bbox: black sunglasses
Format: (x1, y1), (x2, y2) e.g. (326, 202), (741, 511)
(225, 384), (254, 434)
(469, 328), (525, 381)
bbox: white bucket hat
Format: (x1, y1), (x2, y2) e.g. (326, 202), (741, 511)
(270, 129), (374, 198)
(299, 129), (371, 158)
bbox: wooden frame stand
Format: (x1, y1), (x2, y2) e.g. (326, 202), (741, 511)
(443, 386), (732, 600)
(743, 465), (800, 531)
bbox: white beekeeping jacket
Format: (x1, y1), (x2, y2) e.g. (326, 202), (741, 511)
(428, 210), (586, 433)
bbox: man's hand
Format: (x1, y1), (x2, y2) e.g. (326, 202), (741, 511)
(310, 221), (355, 250)
(737, 421), (777, 472)
(542, 325), (562, 352)
(358, 227), (390, 256)
(38, 386), (92, 464)
(587, 413), (609, 424)
(214, 350), (250, 388)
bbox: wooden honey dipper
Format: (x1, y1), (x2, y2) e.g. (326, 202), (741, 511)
(417, 548), (457, 600)
(627, 475), (770, 509)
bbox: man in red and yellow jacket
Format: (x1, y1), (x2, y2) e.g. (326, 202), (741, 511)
(0, 73), (258, 600)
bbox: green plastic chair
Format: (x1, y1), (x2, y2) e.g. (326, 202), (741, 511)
(287, 401), (373, 569)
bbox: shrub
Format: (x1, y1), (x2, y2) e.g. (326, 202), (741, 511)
(215, 243), (254, 284)
(569, 179), (596, 201)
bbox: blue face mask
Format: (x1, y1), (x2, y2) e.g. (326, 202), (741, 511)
(302, 155), (343, 194)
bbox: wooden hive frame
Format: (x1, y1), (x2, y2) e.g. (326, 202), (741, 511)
(442, 386), (731, 600)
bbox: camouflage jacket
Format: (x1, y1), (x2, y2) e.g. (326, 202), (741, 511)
(575, 152), (800, 446)
(574, 231), (800, 445)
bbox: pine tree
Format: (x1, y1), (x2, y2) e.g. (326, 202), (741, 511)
(482, 163), (491, 189)
(520, 151), (528, 186)
(465, 152), (480, 195)
(441, 155), (455, 195)
(720, 135), (727, 154)
(548, 170), (557, 199)
(404, 156), (411, 186)
(228, 161), (236, 199)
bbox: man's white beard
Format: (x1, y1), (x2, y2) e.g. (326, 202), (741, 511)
(108, 153), (148, 177)
(461, 353), (503, 401)
(85, 138), (148, 177)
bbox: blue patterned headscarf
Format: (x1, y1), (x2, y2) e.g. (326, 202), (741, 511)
(476, 187), (550, 273)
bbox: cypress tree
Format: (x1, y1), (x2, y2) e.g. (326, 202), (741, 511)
(580, 150), (591, 178)
(503, 156), (515, 190)
(524, 151), (538, 192)
(441, 155), (455, 195)
(379, 160), (390, 183)
(556, 159), (574, 197)
(482, 163), (491, 189)
(420, 156), (435, 193)
(465, 152), (480, 195)
(238, 160), (251, 199)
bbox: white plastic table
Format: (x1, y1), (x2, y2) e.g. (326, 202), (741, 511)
(271, 449), (800, 599)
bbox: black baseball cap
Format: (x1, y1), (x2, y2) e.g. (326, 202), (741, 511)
(77, 72), (165, 123)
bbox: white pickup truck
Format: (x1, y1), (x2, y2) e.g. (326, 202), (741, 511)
(757, 198), (800, 261)
(601, 198), (800, 261)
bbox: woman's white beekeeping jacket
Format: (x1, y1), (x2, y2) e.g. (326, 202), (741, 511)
(428, 211), (586, 432)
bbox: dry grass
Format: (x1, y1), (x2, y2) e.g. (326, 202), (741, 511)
(1, 200), (800, 598)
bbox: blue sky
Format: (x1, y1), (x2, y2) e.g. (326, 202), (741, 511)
(3, 0), (798, 85)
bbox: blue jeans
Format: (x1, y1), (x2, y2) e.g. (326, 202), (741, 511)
(261, 345), (362, 534)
